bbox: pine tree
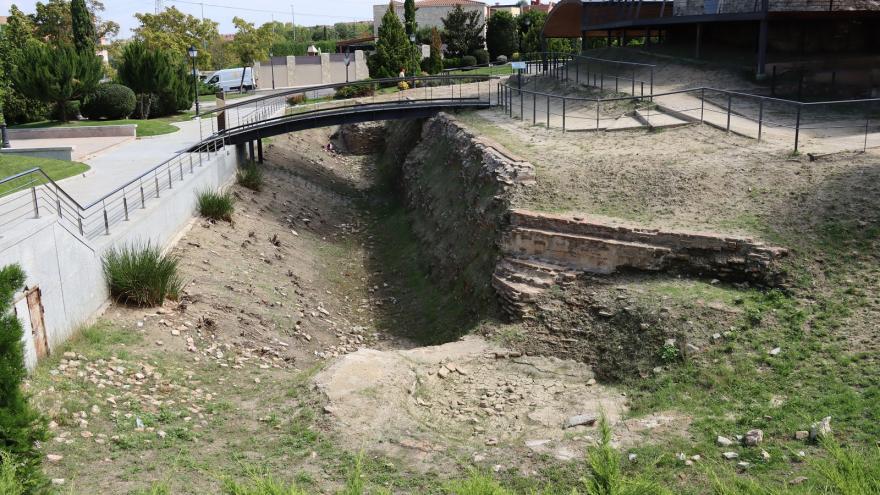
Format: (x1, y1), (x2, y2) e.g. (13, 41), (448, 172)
(368, 2), (411, 78)
(71, 0), (97, 53)
(117, 41), (174, 119)
(11, 40), (102, 122)
(441, 5), (485, 58)
(403, 0), (417, 39)
(0, 264), (47, 491)
(487, 10), (517, 60)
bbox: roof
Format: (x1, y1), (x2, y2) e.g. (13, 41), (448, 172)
(415, 0), (486, 6)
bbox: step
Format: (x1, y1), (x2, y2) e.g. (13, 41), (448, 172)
(606, 115), (646, 132)
(491, 273), (546, 302)
(503, 227), (672, 274)
(634, 108), (691, 129)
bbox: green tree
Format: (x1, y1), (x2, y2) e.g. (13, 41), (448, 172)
(516, 10), (573, 56)
(423, 27), (443, 74)
(71, 0), (97, 53)
(29, 0), (117, 45)
(486, 10), (517, 60)
(11, 40), (102, 121)
(228, 17), (275, 66)
(368, 2), (410, 78)
(441, 5), (485, 58)
(403, 0), (417, 38)
(0, 264), (48, 492)
(0, 7), (50, 125)
(133, 7), (218, 68)
(116, 41), (174, 119)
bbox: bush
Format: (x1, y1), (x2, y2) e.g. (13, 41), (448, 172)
(496, 55), (508, 64)
(511, 52), (521, 61)
(472, 49), (489, 65)
(51, 100), (80, 121)
(237, 163), (264, 192)
(334, 83), (376, 100)
(461, 55), (477, 67)
(286, 94), (305, 106)
(197, 189), (235, 221)
(102, 244), (182, 306)
(198, 80), (217, 96)
(1, 92), (51, 125)
(442, 57), (461, 69)
(81, 83), (137, 120)
(0, 264), (47, 492)
(397, 81), (410, 91)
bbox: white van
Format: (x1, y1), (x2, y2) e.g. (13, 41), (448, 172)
(206, 67), (255, 92)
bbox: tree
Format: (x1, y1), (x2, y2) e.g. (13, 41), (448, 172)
(423, 27), (443, 75)
(71, 0), (97, 53)
(404, 0), (417, 39)
(368, 2), (410, 78)
(133, 7), (218, 68)
(441, 5), (485, 58)
(116, 41), (173, 119)
(0, 264), (48, 492)
(486, 10), (517, 60)
(228, 17), (275, 67)
(11, 40), (102, 121)
(29, 0), (117, 45)
(0, 7), (50, 125)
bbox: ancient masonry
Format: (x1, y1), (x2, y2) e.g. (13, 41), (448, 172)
(492, 213), (788, 320)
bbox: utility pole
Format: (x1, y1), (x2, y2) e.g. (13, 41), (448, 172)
(291, 4), (296, 41)
(155, 0), (163, 14)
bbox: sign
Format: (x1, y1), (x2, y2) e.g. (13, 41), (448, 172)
(511, 61), (527, 70)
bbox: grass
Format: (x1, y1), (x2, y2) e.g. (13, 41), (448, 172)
(237, 162), (265, 191)
(102, 243), (183, 307)
(0, 154), (89, 196)
(0, 452), (25, 495)
(446, 65), (515, 76)
(197, 189), (235, 221)
(10, 112), (194, 137)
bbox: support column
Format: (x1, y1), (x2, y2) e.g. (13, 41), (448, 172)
(235, 143), (247, 164)
(247, 140), (255, 162)
(581, 30), (588, 53)
(756, 19), (769, 78)
(695, 23), (703, 59)
(257, 138), (264, 164)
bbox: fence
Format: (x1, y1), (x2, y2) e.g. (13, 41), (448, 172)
(498, 56), (880, 154)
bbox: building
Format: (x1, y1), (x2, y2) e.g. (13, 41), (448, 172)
(372, 0), (488, 37)
(0, 16), (7, 25)
(488, 0), (555, 17)
(542, 0), (880, 79)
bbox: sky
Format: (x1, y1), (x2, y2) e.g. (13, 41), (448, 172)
(1, 0), (379, 37)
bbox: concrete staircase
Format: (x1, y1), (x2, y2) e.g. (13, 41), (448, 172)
(606, 107), (691, 132)
(492, 257), (577, 320)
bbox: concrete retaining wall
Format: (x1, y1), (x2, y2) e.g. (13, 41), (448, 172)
(0, 148), (239, 370)
(254, 51), (369, 89)
(0, 146), (74, 161)
(8, 125), (137, 140)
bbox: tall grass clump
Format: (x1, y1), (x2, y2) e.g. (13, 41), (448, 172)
(444, 473), (513, 494)
(222, 474), (309, 495)
(237, 163), (264, 192)
(102, 243), (182, 306)
(581, 416), (670, 495)
(197, 189), (235, 221)
(0, 265), (47, 492)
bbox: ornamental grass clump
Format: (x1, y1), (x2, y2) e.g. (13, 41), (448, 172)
(197, 189), (235, 221)
(237, 163), (264, 192)
(102, 243), (182, 306)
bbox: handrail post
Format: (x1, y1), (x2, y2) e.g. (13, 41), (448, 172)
(140, 184), (146, 208)
(155, 174), (160, 198)
(562, 98), (567, 132)
(168, 168), (173, 189)
(77, 214), (83, 236)
(54, 185), (61, 219)
(520, 88), (524, 120)
(650, 68), (654, 99)
(865, 118), (870, 152)
(123, 196), (129, 221)
(547, 94), (550, 128)
(758, 99), (764, 141)
(596, 97), (601, 130)
(31, 187), (39, 218)
(533, 92), (536, 124)
(103, 208), (109, 235)
(794, 105), (802, 153)
(700, 88), (705, 123)
(726, 93), (732, 132)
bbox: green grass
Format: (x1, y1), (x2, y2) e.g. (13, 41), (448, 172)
(237, 162), (264, 192)
(446, 65), (514, 76)
(102, 243), (183, 307)
(10, 112), (193, 137)
(197, 189), (235, 221)
(0, 154), (90, 196)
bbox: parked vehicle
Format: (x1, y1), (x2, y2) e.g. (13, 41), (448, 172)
(205, 67), (255, 92)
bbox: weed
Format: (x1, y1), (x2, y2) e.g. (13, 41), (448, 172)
(581, 416), (671, 495)
(237, 163), (264, 192)
(659, 343), (679, 363)
(339, 454), (365, 495)
(197, 189), (235, 221)
(102, 243), (182, 306)
(444, 472), (513, 495)
(222, 472), (308, 495)
(0, 452), (25, 495)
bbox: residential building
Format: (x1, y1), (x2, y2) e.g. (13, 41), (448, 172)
(372, 0), (489, 37)
(488, 0), (555, 17)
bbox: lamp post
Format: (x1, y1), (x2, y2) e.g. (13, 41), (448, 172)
(343, 51), (351, 83)
(409, 33), (417, 77)
(269, 51), (276, 90)
(188, 45), (200, 116)
(520, 17), (531, 57)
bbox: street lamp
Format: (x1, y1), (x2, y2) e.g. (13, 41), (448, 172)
(269, 52), (276, 90)
(409, 33), (417, 77)
(343, 51), (351, 83)
(520, 17), (531, 56)
(188, 45), (199, 116)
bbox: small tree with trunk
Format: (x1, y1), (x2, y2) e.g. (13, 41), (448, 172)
(487, 10), (517, 60)
(369, 2), (411, 78)
(424, 27), (443, 74)
(0, 264), (48, 492)
(11, 39), (102, 122)
(71, 0), (97, 53)
(441, 5), (485, 58)
(117, 41), (173, 119)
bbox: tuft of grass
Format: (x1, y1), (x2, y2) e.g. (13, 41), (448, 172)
(237, 163), (264, 192)
(0, 452), (25, 495)
(581, 416), (671, 495)
(444, 473), (513, 495)
(102, 243), (182, 306)
(197, 189), (235, 221)
(222, 473), (309, 495)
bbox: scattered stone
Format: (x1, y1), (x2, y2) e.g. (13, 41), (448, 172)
(743, 429), (763, 446)
(794, 430), (809, 441)
(586, 378), (596, 386)
(564, 413), (598, 429)
(437, 366), (450, 379)
(722, 452), (739, 460)
(768, 347), (781, 356)
(628, 453), (637, 462)
(810, 416), (832, 442)
(51, 479), (66, 486)
(46, 454), (63, 463)
(716, 436), (734, 447)
(737, 461), (751, 469)
(789, 476), (808, 485)
(157, 430), (167, 439)
(761, 450), (771, 461)
(485, 437), (498, 446)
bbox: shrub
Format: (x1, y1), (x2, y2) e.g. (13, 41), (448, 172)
(50, 100), (80, 121)
(334, 83), (376, 100)
(0, 264), (47, 491)
(442, 57), (461, 69)
(286, 94), (305, 106)
(102, 244), (182, 306)
(237, 163), (264, 192)
(397, 81), (410, 91)
(1, 92), (51, 125)
(472, 49), (489, 65)
(461, 55), (477, 67)
(582, 417), (671, 495)
(496, 55), (508, 64)
(0, 452), (25, 495)
(81, 83), (137, 120)
(197, 189), (235, 221)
